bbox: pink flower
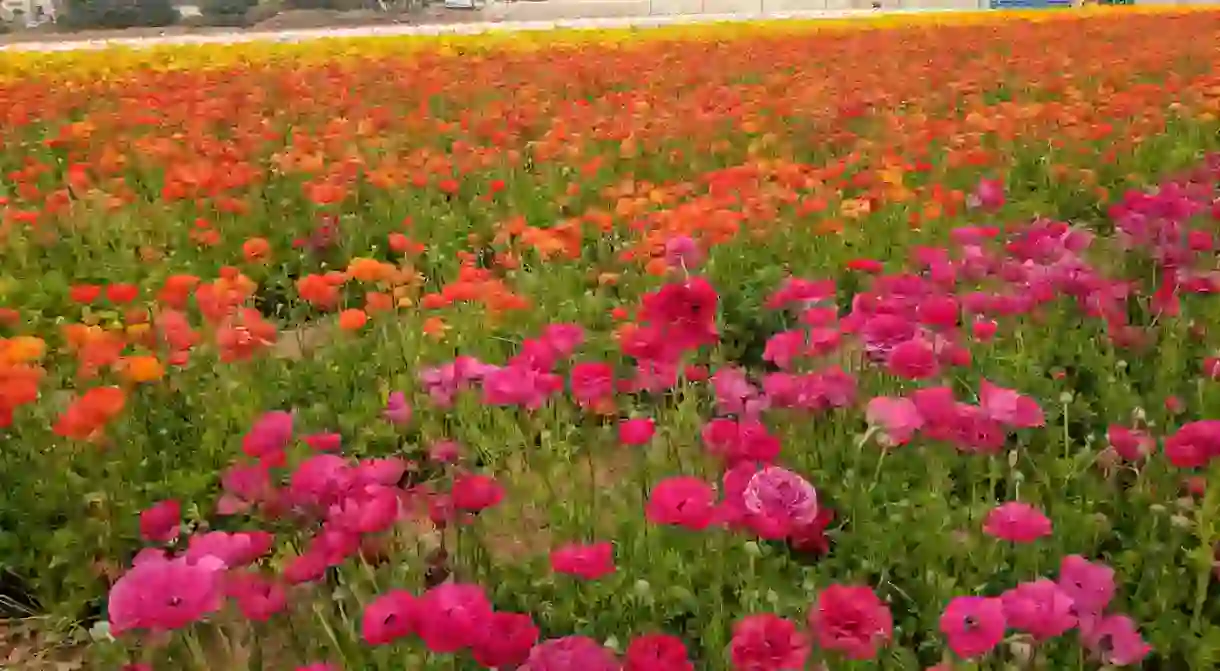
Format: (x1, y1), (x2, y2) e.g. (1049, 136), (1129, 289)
(917, 295), (960, 330)
(185, 531), (274, 568)
(290, 454), (354, 508)
(328, 485), (400, 534)
(482, 365), (563, 409)
(541, 323), (585, 358)
(711, 367), (768, 418)
(664, 235), (704, 270)
(978, 380), (1045, 428)
(646, 476), (717, 531)
(939, 596), (1006, 660)
(302, 432), (342, 452)
(1106, 425), (1153, 461)
(283, 551), (328, 584)
(625, 633), (693, 671)
(860, 314), (916, 359)
(763, 330), (807, 370)
(472, 611), (540, 669)
(428, 439), (462, 464)
(108, 554), (225, 634)
(417, 583), (493, 653)
(1082, 614), (1151, 666)
(766, 278), (835, 310)
(226, 571), (287, 622)
(865, 396), (923, 446)
(1057, 555), (1115, 616)
(1164, 420), (1220, 468)
(619, 418), (656, 446)
(1000, 580), (1076, 640)
(139, 500), (181, 543)
(728, 613), (810, 670)
(808, 584), (893, 661)
(353, 457), (407, 487)
(550, 542), (615, 580)
(383, 391), (412, 426)
(523, 636), (620, 671)
(218, 462), (272, 516)
(702, 418), (781, 465)
(361, 589), (419, 646)
(982, 502), (1052, 543)
(970, 319), (998, 342)
(570, 362), (616, 407)
(451, 473), (504, 512)
(969, 178), (1006, 211)
(241, 410), (294, 463)
(887, 338), (940, 380)
(742, 466), (818, 537)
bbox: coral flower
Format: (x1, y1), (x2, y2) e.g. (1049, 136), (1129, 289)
(338, 309), (368, 331)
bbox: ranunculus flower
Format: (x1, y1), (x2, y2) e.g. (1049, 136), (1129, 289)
(808, 584), (893, 660)
(226, 571), (287, 622)
(982, 502), (1052, 543)
(619, 418), (656, 446)
(978, 379), (1044, 428)
(383, 391), (412, 426)
(1001, 579), (1076, 640)
(1164, 420), (1220, 468)
(139, 499), (181, 543)
(472, 611), (539, 669)
(1082, 614), (1151, 666)
(451, 473), (505, 513)
(887, 338), (940, 380)
(646, 476), (717, 531)
(550, 541), (615, 580)
(302, 432), (342, 453)
(865, 396), (924, 446)
(108, 554), (225, 634)
(361, 589), (419, 646)
(939, 596), (1006, 660)
(728, 613), (809, 670)
(1106, 425), (1153, 461)
(742, 466), (818, 538)
(1057, 555), (1115, 616)
(625, 633), (694, 671)
(416, 582), (493, 653)
(523, 636), (620, 671)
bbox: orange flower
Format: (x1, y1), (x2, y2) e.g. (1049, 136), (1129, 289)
(347, 258), (393, 283)
(118, 355), (165, 384)
(338, 309), (369, 331)
(242, 237), (272, 263)
(0, 336), (45, 364)
(422, 317), (448, 340)
(365, 292), (394, 314)
(54, 386), (126, 441)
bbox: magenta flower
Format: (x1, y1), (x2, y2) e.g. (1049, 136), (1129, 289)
(970, 318), (998, 342)
(763, 330), (807, 370)
(185, 531), (274, 568)
(328, 485), (399, 534)
(218, 462), (272, 516)
(361, 589), (419, 646)
(451, 473), (504, 512)
(625, 633), (694, 671)
(139, 500), (181, 543)
(417, 582), (493, 653)
(570, 362), (616, 407)
(1107, 425), (1154, 461)
(859, 314), (916, 359)
(550, 541), (615, 580)
(646, 476), (716, 530)
(482, 365), (563, 409)
(939, 596), (1006, 660)
(619, 418), (656, 446)
(742, 466), (818, 538)
(710, 367), (768, 418)
(523, 636), (620, 671)
(978, 379), (1045, 428)
(808, 584), (894, 661)
(1164, 420), (1220, 468)
(865, 396), (924, 446)
(887, 338), (940, 380)
(540, 323), (585, 358)
(1000, 580), (1076, 640)
(1057, 555), (1116, 616)
(290, 454), (354, 508)
(766, 277), (835, 310)
(702, 418), (781, 465)
(225, 571), (287, 622)
(639, 277), (720, 353)
(383, 391), (412, 426)
(428, 439), (462, 464)
(472, 611), (540, 668)
(1082, 614), (1151, 666)
(108, 554), (225, 634)
(419, 356), (493, 408)
(352, 457), (407, 487)
(969, 178), (1006, 211)
(982, 502), (1052, 543)
(728, 613), (810, 670)
(241, 410), (294, 463)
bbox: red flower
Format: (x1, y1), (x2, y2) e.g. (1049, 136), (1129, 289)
(550, 541), (615, 580)
(639, 277), (719, 355)
(139, 499), (181, 543)
(646, 476), (716, 531)
(625, 633), (694, 671)
(846, 259), (884, 273)
(1165, 420), (1220, 468)
(303, 432), (342, 453)
(808, 584), (893, 661)
(69, 284), (102, 304)
(451, 473), (505, 512)
(729, 613), (810, 670)
(106, 283), (140, 304)
(361, 589), (419, 646)
(982, 502), (1053, 543)
(471, 611), (539, 668)
(887, 339), (940, 380)
(788, 506), (835, 555)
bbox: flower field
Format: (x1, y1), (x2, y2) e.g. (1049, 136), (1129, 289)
(6, 7), (1220, 669)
